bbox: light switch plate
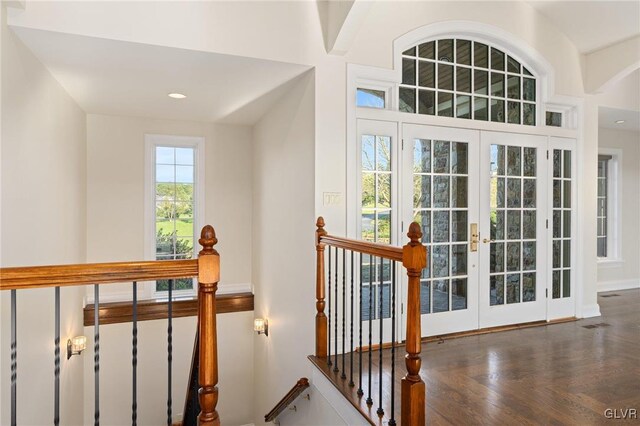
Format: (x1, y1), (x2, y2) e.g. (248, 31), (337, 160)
(323, 192), (343, 206)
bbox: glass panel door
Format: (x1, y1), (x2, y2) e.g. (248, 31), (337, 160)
(548, 137), (576, 319)
(479, 132), (547, 327)
(403, 124), (479, 336)
(357, 119), (400, 346)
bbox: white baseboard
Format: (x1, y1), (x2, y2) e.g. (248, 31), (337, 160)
(581, 303), (601, 318)
(598, 279), (640, 293)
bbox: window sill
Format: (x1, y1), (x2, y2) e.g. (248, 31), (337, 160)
(83, 292), (254, 326)
(597, 258), (624, 269)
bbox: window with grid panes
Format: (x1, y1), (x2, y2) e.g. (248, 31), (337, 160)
(597, 155), (611, 258)
(154, 145), (198, 292)
(400, 39), (536, 125)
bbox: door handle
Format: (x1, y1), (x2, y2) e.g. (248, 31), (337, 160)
(470, 223), (479, 252)
(483, 238), (494, 243)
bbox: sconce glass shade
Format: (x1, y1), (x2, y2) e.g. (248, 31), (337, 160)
(67, 335), (87, 359)
(254, 318), (268, 336)
(72, 335), (87, 352)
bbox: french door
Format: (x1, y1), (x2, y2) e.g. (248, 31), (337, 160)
(401, 125), (550, 336)
(478, 131), (548, 328)
(402, 124), (480, 336)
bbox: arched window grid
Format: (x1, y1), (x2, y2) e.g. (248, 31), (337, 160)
(399, 38), (537, 126)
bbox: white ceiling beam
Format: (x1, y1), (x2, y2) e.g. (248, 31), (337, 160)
(585, 35), (640, 94)
(317, 0), (372, 56)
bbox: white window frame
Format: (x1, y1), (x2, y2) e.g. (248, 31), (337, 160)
(144, 134), (206, 299)
(597, 148), (623, 267)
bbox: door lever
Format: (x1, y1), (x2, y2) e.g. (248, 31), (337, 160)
(482, 238), (495, 243)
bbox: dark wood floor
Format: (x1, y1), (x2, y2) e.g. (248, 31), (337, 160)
(310, 289), (640, 425)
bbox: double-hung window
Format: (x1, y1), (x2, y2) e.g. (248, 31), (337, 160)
(145, 135), (205, 297)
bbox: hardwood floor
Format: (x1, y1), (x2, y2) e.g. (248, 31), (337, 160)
(310, 289), (640, 425)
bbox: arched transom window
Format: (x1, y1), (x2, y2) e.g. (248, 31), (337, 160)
(400, 39), (537, 125)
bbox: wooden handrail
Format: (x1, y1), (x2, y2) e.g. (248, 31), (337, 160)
(264, 378), (310, 423)
(318, 235), (403, 262)
(1, 225), (222, 426)
(0, 259), (198, 290)
(314, 216), (427, 425)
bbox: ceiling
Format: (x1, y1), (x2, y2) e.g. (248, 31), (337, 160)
(12, 27), (311, 125)
(599, 107), (640, 132)
(526, 1), (640, 53)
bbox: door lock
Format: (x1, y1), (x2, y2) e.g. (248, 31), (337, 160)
(470, 223), (479, 252)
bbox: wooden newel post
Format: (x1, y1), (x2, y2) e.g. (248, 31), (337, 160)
(401, 222), (427, 426)
(315, 217), (328, 358)
(197, 225), (221, 426)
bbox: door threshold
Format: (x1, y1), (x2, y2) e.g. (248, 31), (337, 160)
(422, 316), (577, 343)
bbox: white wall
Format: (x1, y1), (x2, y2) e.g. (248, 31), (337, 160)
(251, 71), (316, 425)
(82, 311), (254, 426)
(597, 127), (640, 290)
(86, 114), (253, 293)
(85, 113), (255, 424)
(0, 6), (86, 425)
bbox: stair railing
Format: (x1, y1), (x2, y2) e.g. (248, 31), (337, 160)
(0, 225), (221, 426)
(314, 217), (427, 425)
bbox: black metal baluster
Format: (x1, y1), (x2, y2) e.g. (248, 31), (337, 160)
(54, 287), (60, 426)
(341, 248), (346, 379)
(132, 282), (138, 426)
(357, 253), (363, 397)
(389, 262), (397, 426)
(334, 247), (338, 372)
(328, 246), (332, 367)
(167, 279), (173, 425)
(377, 258), (384, 416)
(94, 284), (100, 426)
(349, 250), (354, 387)
(366, 255), (373, 406)
(11, 289), (17, 426)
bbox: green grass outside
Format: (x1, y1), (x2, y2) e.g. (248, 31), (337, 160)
(156, 218), (194, 237)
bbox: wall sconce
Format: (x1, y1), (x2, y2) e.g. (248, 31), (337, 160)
(254, 318), (268, 336)
(67, 335), (87, 359)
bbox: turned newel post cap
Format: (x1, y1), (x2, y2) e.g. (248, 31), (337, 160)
(316, 217), (327, 245)
(199, 225), (218, 255)
(407, 222), (422, 243)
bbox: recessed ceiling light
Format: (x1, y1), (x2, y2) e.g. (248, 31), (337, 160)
(615, 120), (625, 124)
(168, 93), (186, 99)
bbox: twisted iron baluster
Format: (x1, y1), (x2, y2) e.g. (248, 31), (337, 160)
(132, 281), (138, 426)
(377, 259), (384, 416)
(349, 250), (354, 387)
(357, 253), (363, 397)
(54, 287), (60, 426)
(11, 289), (17, 426)
(94, 285), (100, 426)
(167, 279), (173, 425)
(334, 247), (338, 372)
(389, 262), (397, 426)
(328, 246), (332, 366)
(366, 255), (373, 406)
(341, 248), (346, 379)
